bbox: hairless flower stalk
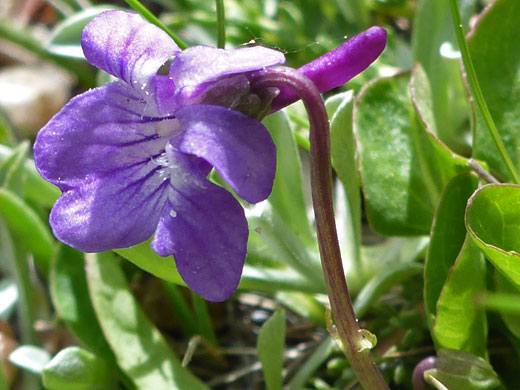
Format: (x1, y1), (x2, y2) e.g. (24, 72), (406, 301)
(251, 64), (388, 389)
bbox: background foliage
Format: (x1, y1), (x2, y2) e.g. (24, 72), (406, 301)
(1, 0), (520, 389)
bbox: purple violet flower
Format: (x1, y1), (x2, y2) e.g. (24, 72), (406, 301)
(34, 10), (386, 301)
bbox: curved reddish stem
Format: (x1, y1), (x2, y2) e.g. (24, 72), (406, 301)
(251, 66), (389, 390)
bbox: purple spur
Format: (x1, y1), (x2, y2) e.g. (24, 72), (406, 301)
(34, 10), (386, 301)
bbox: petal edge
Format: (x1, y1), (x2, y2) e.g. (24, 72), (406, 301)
(151, 147), (248, 301)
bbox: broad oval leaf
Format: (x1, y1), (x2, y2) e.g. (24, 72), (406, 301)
(424, 172), (479, 329)
(433, 236), (487, 357)
(429, 349), (501, 390)
(43, 347), (116, 390)
(466, 184), (520, 289)
(354, 72), (468, 235)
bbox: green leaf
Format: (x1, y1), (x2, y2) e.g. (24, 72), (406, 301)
(240, 264), (323, 294)
(410, 63), (437, 135)
(354, 73), (469, 235)
(433, 236), (487, 357)
(162, 283), (198, 338)
(428, 349), (501, 390)
(9, 346), (51, 375)
(0, 219), (37, 344)
(0, 278), (18, 320)
(257, 308), (286, 390)
(85, 252), (208, 390)
(478, 291), (520, 315)
(116, 234), (324, 295)
(411, 0), (476, 153)
(0, 17), (95, 87)
(466, 184), (520, 290)
(469, 0), (520, 181)
(0, 108), (16, 147)
(494, 272), (520, 338)
(114, 239), (185, 285)
(50, 245), (114, 360)
(0, 145), (60, 208)
(0, 356), (7, 390)
(46, 6), (118, 58)
(43, 347), (116, 390)
(0, 141), (29, 193)
(424, 172), (479, 329)
(327, 91), (362, 271)
(275, 292), (325, 326)
(263, 111), (313, 246)
(334, 0), (369, 28)
(357, 236), (429, 294)
(96, 70), (118, 87)
(248, 210), (325, 291)
(287, 337), (336, 390)
(191, 292), (217, 346)
(116, 201), (324, 295)
(354, 261), (423, 319)
(0, 188), (54, 277)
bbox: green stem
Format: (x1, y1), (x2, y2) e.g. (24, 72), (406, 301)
(251, 67), (389, 390)
(124, 0), (188, 50)
(449, 0), (519, 184)
(216, 0), (226, 48)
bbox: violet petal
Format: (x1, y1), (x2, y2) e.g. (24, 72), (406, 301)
(34, 82), (172, 252)
(174, 104), (276, 204)
(151, 145), (248, 302)
(49, 160), (169, 252)
(34, 82), (168, 191)
(151, 75), (178, 116)
(271, 26), (387, 111)
(169, 45), (285, 89)
(81, 10), (179, 92)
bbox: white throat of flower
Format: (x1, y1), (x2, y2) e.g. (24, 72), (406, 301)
(154, 117), (181, 138)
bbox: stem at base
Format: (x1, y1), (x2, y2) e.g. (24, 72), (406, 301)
(251, 66), (389, 390)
